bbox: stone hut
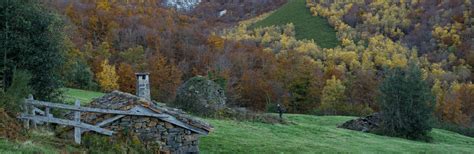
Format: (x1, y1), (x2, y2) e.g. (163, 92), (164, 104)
(76, 91), (213, 153)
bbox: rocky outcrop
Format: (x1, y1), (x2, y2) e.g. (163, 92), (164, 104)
(64, 91), (212, 153)
(338, 113), (381, 132)
(173, 76), (226, 116)
(164, 0), (201, 11)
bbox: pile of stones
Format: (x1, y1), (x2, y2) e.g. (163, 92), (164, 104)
(173, 76), (226, 116)
(338, 113), (381, 132)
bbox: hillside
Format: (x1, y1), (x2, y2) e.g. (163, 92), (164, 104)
(201, 115), (474, 153)
(250, 0), (339, 48)
(4, 88), (473, 153)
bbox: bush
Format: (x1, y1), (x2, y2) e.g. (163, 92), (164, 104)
(377, 62), (435, 141)
(63, 60), (96, 90)
(0, 70), (32, 114)
(434, 121), (474, 138)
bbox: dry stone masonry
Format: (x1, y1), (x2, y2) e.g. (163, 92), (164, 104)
(173, 76), (226, 116)
(72, 91), (213, 153)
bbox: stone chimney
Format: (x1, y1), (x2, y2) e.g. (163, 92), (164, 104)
(135, 73), (151, 101)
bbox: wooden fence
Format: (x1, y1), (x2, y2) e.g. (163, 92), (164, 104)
(18, 95), (168, 144)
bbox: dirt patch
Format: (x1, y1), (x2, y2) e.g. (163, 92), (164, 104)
(0, 108), (25, 140)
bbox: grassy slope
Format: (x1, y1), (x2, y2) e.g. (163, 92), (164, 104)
(0, 130), (80, 154)
(62, 88), (105, 104)
(201, 115), (474, 153)
(3, 88), (474, 153)
(251, 0), (339, 48)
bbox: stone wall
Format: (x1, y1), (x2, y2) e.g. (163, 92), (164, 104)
(66, 91), (212, 153)
(106, 115), (200, 153)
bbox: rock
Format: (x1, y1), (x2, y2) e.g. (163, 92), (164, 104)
(148, 121), (157, 127)
(165, 123), (174, 129)
(184, 134), (198, 142)
(173, 76), (226, 116)
(134, 123), (142, 129)
(338, 113), (381, 132)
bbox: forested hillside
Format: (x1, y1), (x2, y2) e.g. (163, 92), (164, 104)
(41, 0), (474, 125)
(1, 0), (473, 152)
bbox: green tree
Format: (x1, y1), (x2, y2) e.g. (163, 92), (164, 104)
(0, 0), (65, 101)
(378, 62), (435, 140)
(63, 60), (96, 90)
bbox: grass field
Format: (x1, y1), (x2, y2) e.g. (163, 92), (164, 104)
(62, 88), (105, 104)
(2, 88), (473, 153)
(251, 0), (339, 48)
(200, 115), (474, 153)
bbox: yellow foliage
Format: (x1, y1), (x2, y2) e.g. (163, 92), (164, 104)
(208, 35), (225, 50)
(320, 76), (347, 115)
(96, 59), (119, 92)
(96, 0), (112, 11)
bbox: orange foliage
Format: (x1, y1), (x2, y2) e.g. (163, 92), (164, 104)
(148, 54), (183, 103)
(117, 63), (135, 94)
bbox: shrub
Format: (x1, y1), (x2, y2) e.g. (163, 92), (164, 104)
(377, 62), (435, 141)
(434, 120), (474, 138)
(0, 70), (32, 114)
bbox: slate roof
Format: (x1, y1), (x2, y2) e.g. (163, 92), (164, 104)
(81, 91), (213, 135)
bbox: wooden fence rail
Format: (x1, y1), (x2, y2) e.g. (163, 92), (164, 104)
(18, 95), (169, 144)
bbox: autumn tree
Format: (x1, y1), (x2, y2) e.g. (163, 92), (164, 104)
(441, 92), (467, 125)
(117, 63), (135, 94)
(236, 70), (274, 111)
(457, 84), (474, 125)
(148, 54), (182, 103)
(345, 69), (378, 114)
(276, 52), (323, 113)
(96, 60), (119, 92)
(320, 76), (347, 115)
(119, 46), (146, 71)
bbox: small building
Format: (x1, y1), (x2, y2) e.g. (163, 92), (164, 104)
(78, 91), (213, 153)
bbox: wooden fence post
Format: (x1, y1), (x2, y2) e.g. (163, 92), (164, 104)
(45, 107), (51, 127)
(74, 100), (81, 144)
(23, 95), (34, 129)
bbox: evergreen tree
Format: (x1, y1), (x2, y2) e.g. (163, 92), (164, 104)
(378, 62), (435, 140)
(0, 0), (65, 100)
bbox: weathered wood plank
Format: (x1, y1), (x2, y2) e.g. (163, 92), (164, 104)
(29, 96), (37, 129)
(74, 100), (81, 144)
(160, 114), (208, 135)
(95, 115), (126, 127)
(134, 106), (208, 135)
(22, 95), (33, 129)
(32, 107), (45, 115)
(81, 115), (126, 134)
(18, 114), (114, 136)
(25, 100), (169, 118)
(45, 107), (51, 127)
